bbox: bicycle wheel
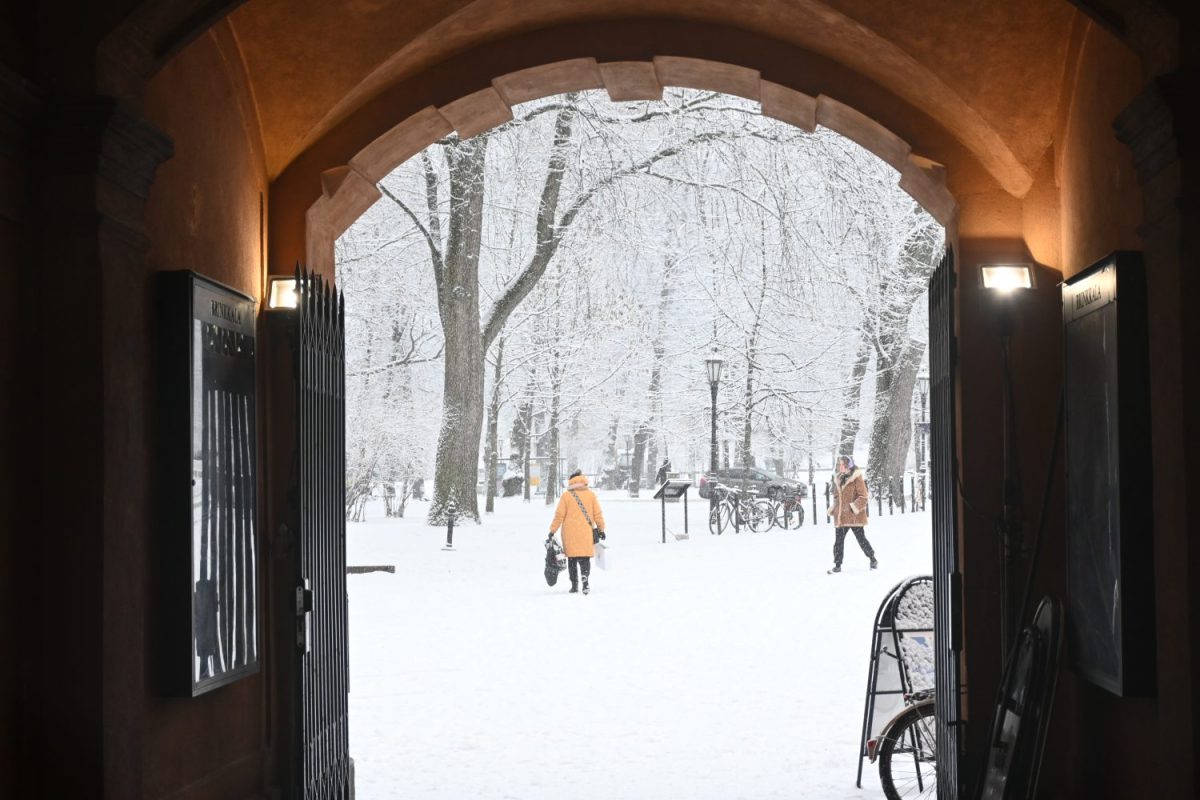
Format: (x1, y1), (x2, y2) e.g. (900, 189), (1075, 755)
(748, 499), (775, 532)
(708, 504), (724, 535)
(710, 502), (734, 535)
(775, 500), (805, 529)
(878, 702), (937, 799)
(772, 500), (789, 529)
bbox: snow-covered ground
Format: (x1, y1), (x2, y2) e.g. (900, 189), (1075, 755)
(347, 490), (933, 800)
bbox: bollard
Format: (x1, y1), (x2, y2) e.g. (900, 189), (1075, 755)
(888, 493), (894, 515)
(442, 493), (458, 551)
(811, 483), (817, 526)
(877, 489), (883, 517)
(911, 476), (916, 510)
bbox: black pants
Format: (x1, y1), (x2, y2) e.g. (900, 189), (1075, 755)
(568, 557), (591, 585)
(833, 526), (875, 565)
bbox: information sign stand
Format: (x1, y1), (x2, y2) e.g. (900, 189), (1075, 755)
(652, 480), (692, 544)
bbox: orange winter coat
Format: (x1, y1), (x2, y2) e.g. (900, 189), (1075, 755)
(829, 467), (870, 528)
(549, 476), (606, 558)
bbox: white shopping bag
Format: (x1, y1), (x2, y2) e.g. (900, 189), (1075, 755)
(594, 540), (610, 571)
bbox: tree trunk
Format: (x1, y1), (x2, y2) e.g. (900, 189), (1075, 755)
(630, 426), (650, 497)
(867, 339), (924, 508)
(545, 374), (561, 505)
(738, 241), (769, 469)
(838, 332), (872, 458)
(483, 337), (505, 513)
(430, 135), (488, 523)
(519, 387), (534, 502)
(740, 371), (756, 468)
(645, 438), (658, 490)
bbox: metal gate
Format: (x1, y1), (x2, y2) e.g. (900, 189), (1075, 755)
(293, 268), (352, 799)
(929, 247), (964, 798)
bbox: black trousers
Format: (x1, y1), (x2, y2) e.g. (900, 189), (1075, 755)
(568, 557), (591, 585)
(833, 526), (875, 565)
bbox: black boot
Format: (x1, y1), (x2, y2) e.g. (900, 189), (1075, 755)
(582, 576), (590, 595)
(569, 581), (579, 593)
(827, 564), (842, 574)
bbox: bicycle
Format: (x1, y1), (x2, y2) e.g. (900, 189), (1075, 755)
(770, 490), (806, 529)
(873, 689), (937, 799)
(707, 483), (774, 534)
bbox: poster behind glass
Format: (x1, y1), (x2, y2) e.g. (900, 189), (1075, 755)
(1062, 252), (1154, 697)
(189, 277), (259, 694)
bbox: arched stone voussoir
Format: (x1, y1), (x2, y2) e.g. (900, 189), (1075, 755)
(348, 107), (454, 184)
(816, 95), (912, 172)
(761, 80), (817, 133)
(600, 61), (663, 102)
(493, 58), (605, 107)
(438, 86), (513, 141)
(898, 154), (957, 227)
(307, 165), (382, 276)
(653, 56), (761, 102)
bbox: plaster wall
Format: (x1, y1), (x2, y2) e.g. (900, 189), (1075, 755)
(1045, 21), (1156, 800)
(1058, 23), (1144, 276)
(137, 24), (269, 800)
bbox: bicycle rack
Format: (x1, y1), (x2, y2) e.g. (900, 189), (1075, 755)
(856, 575), (936, 788)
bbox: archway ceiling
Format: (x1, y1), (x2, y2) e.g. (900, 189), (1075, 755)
(229, 0), (1080, 196)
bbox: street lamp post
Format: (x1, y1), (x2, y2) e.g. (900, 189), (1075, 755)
(981, 263), (1034, 664)
(705, 353), (724, 514)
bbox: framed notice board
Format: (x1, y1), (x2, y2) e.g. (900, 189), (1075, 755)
(159, 271), (260, 696)
(1062, 251), (1154, 697)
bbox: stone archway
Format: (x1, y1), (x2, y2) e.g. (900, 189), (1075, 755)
(303, 56), (958, 277)
(310, 55), (965, 796)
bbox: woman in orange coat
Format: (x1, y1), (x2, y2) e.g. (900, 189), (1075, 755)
(548, 470), (606, 594)
(827, 455), (877, 573)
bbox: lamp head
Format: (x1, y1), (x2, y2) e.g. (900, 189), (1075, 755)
(980, 264), (1034, 294)
(266, 276), (299, 310)
(705, 352), (724, 387)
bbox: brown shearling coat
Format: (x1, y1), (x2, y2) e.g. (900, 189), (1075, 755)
(828, 467), (870, 528)
(549, 475), (606, 557)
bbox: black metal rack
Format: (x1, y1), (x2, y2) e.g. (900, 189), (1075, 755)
(856, 575), (936, 788)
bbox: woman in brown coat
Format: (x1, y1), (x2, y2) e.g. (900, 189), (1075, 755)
(548, 470), (606, 594)
(827, 455), (877, 573)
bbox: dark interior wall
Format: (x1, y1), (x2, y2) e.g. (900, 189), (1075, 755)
(137, 22), (269, 800)
(953, 228), (1067, 793)
(0, 66), (35, 800)
(950, 19), (1151, 797)
(1049, 19), (1167, 800)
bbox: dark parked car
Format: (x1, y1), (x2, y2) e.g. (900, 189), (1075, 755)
(697, 468), (808, 500)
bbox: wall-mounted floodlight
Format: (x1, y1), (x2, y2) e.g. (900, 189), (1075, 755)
(980, 264), (1034, 293)
(266, 277), (299, 310)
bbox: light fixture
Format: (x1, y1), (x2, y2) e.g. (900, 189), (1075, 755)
(266, 277), (299, 310)
(705, 354), (724, 387)
(980, 264), (1034, 293)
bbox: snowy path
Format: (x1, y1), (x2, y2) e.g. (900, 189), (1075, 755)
(347, 491), (933, 800)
